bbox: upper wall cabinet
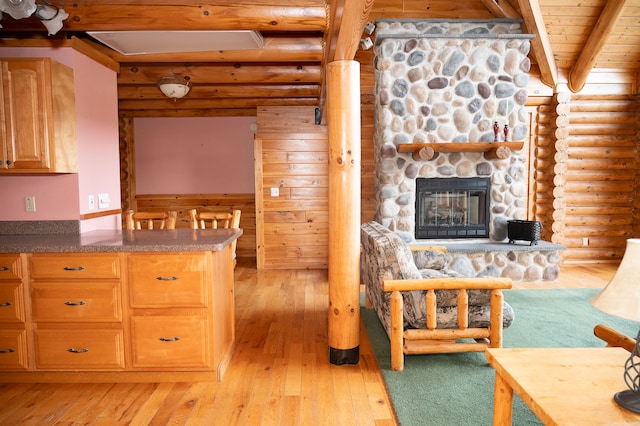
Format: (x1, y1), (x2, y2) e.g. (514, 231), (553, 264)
(0, 58), (77, 174)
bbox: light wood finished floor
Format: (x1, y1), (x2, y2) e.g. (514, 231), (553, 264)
(0, 260), (618, 425)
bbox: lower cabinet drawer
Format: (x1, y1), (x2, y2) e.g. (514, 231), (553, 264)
(34, 329), (125, 370)
(0, 329), (29, 370)
(31, 282), (122, 322)
(130, 316), (210, 369)
(0, 283), (25, 323)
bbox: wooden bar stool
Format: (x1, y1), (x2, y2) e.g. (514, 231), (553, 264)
(124, 210), (177, 230)
(188, 209), (241, 266)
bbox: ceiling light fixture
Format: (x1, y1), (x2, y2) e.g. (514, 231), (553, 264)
(0, 0), (68, 35)
(157, 76), (191, 100)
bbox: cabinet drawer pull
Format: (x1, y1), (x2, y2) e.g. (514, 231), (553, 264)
(156, 276), (178, 281)
(0, 266), (8, 271)
(159, 336), (181, 342)
(0, 348), (15, 353)
(0, 301), (12, 307)
(64, 301), (87, 306)
(63, 266), (85, 271)
(67, 347), (89, 353)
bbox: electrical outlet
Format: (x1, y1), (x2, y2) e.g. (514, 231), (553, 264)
(88, 195), (95, 210)
(270, 187), (279, 197)
(582, 237), (589, 247)
(25, 196), (36, 212)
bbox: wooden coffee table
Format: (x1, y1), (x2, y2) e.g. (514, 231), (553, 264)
(486, 347), (640, 425)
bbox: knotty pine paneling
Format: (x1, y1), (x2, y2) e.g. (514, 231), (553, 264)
(134, 193), (256, 260)
(256, 106), (328, 269)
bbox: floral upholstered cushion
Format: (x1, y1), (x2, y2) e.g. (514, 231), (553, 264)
(412, 249), (447, 270)
(361, 221), (514, 337)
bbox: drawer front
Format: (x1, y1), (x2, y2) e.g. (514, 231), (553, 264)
(128, 253), (208, 308)
(130, 316), (210, 368)
(30, 253), (120, 280)
(0, 283), (25, 323)
(0, 329), (29, 370)
(0, 254), (23, 280)
(32, 282), (122, 322)
(34, 329), (125, 369)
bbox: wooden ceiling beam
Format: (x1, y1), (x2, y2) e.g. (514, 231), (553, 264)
(70, 37), (120, 73)
(568, 0), (628, 93)
(118, 98), (318, 110)
(118, 64), (321, 85)
(120, 108), (258, 118)
(118, 83), (319, 99)
(479, 0), (519, 18)
(517, 0), (558, 88)
(61, 2), (326, 32)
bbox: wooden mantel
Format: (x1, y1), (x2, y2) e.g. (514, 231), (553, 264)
(397, 142), (524, 160)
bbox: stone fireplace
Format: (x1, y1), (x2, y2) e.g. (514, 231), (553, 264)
(372, 19), (563, 281)
(373, 19), (533, 244)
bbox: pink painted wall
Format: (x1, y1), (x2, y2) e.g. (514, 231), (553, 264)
(134, 117), (255, 194)
(0, 47), (120, 231)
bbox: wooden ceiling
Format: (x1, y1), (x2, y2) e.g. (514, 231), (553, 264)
(1, 0), (639, 118)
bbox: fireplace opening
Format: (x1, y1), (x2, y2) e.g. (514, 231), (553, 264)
(415, 177), (491, 239)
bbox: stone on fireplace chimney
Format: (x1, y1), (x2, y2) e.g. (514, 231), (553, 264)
(373, 19), (534, 243)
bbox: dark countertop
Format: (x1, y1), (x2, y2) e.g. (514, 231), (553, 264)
(0, 228), (242, 253)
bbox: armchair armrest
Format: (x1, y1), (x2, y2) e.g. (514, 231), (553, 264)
(382, 276), (512, 371)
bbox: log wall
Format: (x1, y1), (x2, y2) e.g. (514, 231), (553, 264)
(119, 65), (640, 266)
(561, 95), (639, 263)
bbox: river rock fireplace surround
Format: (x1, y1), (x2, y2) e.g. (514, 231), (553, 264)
(371, 19), (563, 281)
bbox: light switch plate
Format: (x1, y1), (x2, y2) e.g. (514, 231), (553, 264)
(98, 193), (110, 208)
(270, 187), (279, 197)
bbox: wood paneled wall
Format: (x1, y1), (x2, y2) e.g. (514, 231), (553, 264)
(255, 106), (329, 269)
(134, 193), (256, 260)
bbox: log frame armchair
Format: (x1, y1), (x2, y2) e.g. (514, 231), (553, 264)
(361, 221), (514, 371)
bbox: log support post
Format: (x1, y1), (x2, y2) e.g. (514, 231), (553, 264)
(327, 60), (361, 365)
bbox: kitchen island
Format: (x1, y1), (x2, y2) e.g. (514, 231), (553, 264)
(0, 228), (242, 382)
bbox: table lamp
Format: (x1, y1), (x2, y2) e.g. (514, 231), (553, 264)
(591, 238), (640, 413)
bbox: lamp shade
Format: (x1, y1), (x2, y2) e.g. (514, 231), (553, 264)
(157, 76), (191, 99)
(0, 0), (37, 19)
(591, 238), (640, 321)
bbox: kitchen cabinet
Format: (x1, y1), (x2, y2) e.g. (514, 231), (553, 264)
(29, 253), (125, 370)
(0, 254), (29, 370)
(128, 252), (212, 369)
(0, 58), (77, 173)
(0, 247), (235, 381)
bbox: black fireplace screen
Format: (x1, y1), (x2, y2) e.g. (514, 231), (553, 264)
(415, 177), (490, 239)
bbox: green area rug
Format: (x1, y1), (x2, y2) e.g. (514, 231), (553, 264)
(362, 288), (640, 426)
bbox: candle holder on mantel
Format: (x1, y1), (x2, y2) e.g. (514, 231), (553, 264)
(493, 121), (500, 142)
(503, 124), (510, 142)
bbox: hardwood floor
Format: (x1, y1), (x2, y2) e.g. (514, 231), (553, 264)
(0, 260), (618, 425)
